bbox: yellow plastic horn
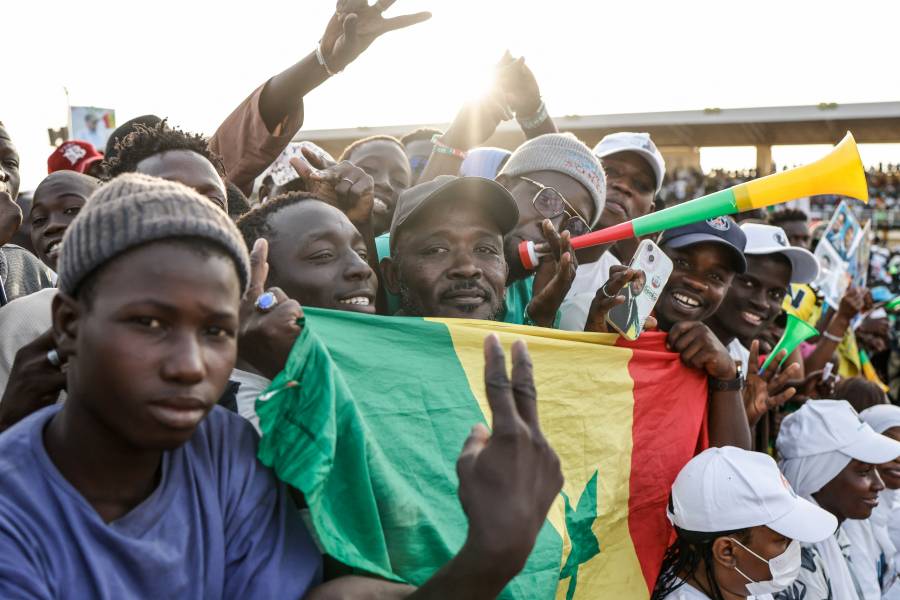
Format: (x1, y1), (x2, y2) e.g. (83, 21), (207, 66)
(733, 132), (869, 212)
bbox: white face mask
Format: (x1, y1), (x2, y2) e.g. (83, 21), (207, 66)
(729, 537), (801, 595)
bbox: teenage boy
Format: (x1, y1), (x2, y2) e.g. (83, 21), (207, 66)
(706, 223), (820, 374)
(0, 173), (564, 599)
(234, 192), (379, 430)
(582, 218), (753, 449)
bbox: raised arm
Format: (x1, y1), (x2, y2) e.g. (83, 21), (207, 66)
(803, 286), (864, 375)
(210, 0), (430, 195)
(417, 51), (554, 184)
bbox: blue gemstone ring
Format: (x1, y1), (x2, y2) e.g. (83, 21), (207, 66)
(255, 291), (278, 312)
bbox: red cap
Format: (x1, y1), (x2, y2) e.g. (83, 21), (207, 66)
(48, 140), (104, 174)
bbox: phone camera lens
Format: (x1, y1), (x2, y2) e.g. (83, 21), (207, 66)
(648, 254), (655, 262)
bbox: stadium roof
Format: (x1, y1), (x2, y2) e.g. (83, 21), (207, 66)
(297, 101), (900, 157)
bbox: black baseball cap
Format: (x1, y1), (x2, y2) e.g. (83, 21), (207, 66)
(390, 175), (519, 250)
(659, 217), (748, 273)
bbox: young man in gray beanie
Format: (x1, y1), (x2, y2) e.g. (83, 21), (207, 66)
(0, 173), (567, 599)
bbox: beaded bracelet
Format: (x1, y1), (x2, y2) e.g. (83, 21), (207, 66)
(517, 100), (549, 130)
(430, 134), (468, 160)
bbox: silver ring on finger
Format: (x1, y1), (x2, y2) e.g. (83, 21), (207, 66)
(255, 291), (279, 313)
(341, 177), (354, 187)
(600, 283), (614, 299)
(47, 349), (61, 368)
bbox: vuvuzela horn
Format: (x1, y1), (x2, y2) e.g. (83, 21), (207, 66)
(518, 131), (868, 270)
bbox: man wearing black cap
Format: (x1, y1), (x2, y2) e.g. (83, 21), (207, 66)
(655, 217), (752, 448)
(382, 175), (520, 321)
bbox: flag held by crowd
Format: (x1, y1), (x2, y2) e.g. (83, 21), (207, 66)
(257, 308), (709, 599)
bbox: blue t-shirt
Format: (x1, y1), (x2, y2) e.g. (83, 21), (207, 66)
(0, 405), (322, 599)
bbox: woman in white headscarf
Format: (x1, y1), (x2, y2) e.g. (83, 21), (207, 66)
(776, 400), (900, 600)
(857, 404), (900, 594)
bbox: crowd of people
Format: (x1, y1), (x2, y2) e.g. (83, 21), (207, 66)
(1, 2), (900, 599)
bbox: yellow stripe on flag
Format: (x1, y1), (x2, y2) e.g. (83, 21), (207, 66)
(431, 319), (648, 600)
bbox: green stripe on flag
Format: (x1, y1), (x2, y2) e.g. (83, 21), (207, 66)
(256, 308), (563, 598)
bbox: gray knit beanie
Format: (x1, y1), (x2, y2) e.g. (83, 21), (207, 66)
(58, 173), (251, 295)
(499, 132), (606, 227)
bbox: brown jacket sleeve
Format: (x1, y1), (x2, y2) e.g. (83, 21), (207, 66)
(209, 81), (305, 197)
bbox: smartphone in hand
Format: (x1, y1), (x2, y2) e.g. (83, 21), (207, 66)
(606, 240), (673, 340)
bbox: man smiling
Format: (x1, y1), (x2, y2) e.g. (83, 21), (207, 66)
(706, 223), (819, 374)
(656, 218), (748, 332)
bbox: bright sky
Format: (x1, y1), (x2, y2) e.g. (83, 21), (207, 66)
(5, 0), (900, 190)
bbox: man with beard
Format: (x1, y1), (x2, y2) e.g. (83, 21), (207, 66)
(382, 176), (519, 321)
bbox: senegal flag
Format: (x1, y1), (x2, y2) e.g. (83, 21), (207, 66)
(257, 308), (709, 599)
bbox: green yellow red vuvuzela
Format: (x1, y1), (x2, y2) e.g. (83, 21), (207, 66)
(256, 307), (709, 599)
(518, 132), (868, 271)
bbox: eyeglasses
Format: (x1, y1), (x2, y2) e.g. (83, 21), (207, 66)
(518, 176), (591, 237)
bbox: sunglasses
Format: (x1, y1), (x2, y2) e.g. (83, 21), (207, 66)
(518, 176), (591, 237)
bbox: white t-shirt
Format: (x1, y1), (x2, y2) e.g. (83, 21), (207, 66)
(843, 517), (895, 599)
(567, 250), (622, 297)
(774, 531), (861, 600)
(231, 368), (272, 434)
(0, 288), (55, 396)
(559, 251), (621, 331)
(728, 338), (751, 376)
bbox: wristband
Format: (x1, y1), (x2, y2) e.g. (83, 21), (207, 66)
(517, 100), (549, 130)
(315, 42), (341, 77)
(431, 134), (468, 160)
(708, 376), (744, 392)
(822, 330), (843, 343)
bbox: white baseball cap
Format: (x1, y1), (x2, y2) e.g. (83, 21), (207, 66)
(668, 447), (837, 543)
(860, 404), (900, 435)
(778, 400), (900, 465)
(741, 223), (820, 284)
(592, 132), (666, 193)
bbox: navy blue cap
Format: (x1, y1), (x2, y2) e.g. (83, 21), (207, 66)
(659, 217), (748, 273)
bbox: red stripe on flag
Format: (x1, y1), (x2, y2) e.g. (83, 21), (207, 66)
(617, 332), (709, 593)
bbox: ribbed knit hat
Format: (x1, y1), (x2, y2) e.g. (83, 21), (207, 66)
(499, 133), (606, 227)
(58, 173), (251, 295)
